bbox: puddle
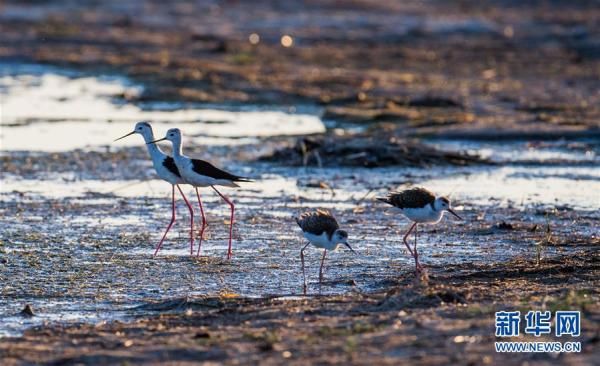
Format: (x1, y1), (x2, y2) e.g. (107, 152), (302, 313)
(416, 166), (600, 211)
(0, 300), (131, 338)
(0, 63), (325, 151)
(431, 139), (598, 164)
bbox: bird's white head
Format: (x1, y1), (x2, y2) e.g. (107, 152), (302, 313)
(114, 121), (153, 142)
(332, 229), (355, 253)
(434, 196), (462, 220)
(147, 128), (183, 148)
(163, 128), (182, 144)
(133, 121), (153, 139)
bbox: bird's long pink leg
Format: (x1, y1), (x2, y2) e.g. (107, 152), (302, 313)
(402, 222), (417, 256)
(300, 241), (311, 295)
(176, 185), (194, 256)
(413, 223), (422, 272)
(195, 187), (207, 257)
(211, 186), (234, 260)
(153, 185), (176, 257)
(318, 250), (328, 283)
(402, 222), (419, 273)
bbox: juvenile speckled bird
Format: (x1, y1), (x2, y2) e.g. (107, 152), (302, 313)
(377, 187), (462, 274)
(295, 209), (355, 294)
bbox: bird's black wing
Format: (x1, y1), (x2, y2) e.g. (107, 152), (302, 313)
(295, 209), (339, 237)
(162, 156), (182, 177)
(377, 187), (435, 209)
(191, 159), (251, 182)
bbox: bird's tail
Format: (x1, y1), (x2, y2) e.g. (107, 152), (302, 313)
(234, 177), (253, 183)
(376, 197), (391, 205)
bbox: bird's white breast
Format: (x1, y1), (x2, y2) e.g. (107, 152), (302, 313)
(303, 232), (338, 250)
(399, 205), (443, 223)
(152, 156), (184, 185)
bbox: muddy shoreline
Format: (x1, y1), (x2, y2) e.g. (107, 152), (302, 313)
(1, 254), (598, 365)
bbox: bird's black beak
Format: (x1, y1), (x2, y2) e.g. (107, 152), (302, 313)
(345, 242), (356, 254)
(147, 137), (166, 145)
(448, 208), (463, 220)
(113, 131), (135, 142)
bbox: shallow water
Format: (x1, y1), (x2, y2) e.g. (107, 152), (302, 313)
(2, 164), (599, 209)
(0, 64), (598, 337)
(431, 139), (598, 165)
(0, 63), (325, 151)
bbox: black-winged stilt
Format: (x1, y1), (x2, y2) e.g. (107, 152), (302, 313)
(377, 187), (462, 273)
(149, 128), (251, 259)
(114, 121), (195, 257)
(295, 209), (355, 294)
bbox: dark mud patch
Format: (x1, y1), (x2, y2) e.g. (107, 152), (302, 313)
(322, 99), (470, 128)
(259, 135), (488, 168)
(0, 143), (262, 180)
(0, 149), (144, 181)
(18, 305), (34, 318)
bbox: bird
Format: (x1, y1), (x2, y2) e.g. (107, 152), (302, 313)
(295, 209), (355, 294)
(295, 137), (323, 168)
(148, 128), (251, 259)
(114, 121), (195, 257)
(377, 187), (462, 274)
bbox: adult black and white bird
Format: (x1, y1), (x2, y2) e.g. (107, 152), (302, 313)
(377, 187), (462, 274)
(295, 209), (355, 294)
(114, 121), (195, 257)
(149, 128), (251, 259)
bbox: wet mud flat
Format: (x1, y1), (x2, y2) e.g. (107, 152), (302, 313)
(1, 0), (599, 139)
(0, 251), (598, 365)
(1, 147), (599, 364)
